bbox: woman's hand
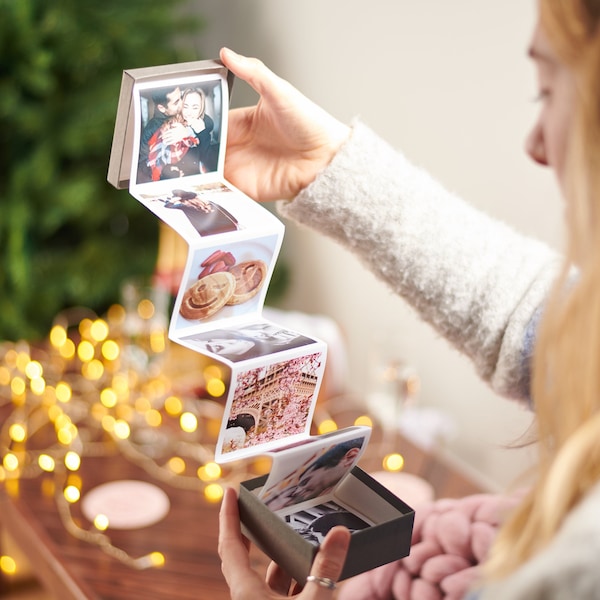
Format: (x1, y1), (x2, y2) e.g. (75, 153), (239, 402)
(219, 48), (350, 202)
(218, 487), (351, 599)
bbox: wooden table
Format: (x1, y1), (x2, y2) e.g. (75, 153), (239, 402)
(0, 354), (490, 600)
(0, 452), (249, 600)
(0, 434), (485, 600)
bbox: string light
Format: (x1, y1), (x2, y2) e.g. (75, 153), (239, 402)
(317, 419), (338, 434)
(93, 514), (110, 531)
(382, 453), (405, 472)
(0, 555), (17, 575)
(0, 301), (239, 573)
(180, 412), (198, 433)
(2, 300), (365, 573)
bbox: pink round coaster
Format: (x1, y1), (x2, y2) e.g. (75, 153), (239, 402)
(81, 480), (170, 529)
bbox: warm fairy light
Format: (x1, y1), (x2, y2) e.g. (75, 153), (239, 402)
(101, 339), (120, 361)
(58, 338), (76, 359)
(83, 359), (104, 380)
(4, 348), (18, 367)
(57, 423), (77, 445)
(77, 340), (95, 362)
(317, 419), (338, 434)
(8, 423), (27, 443)
(64, 485), (81, 503)
(251, 456), (272, 475)
(55, 381), (72, 403)
(149, 552), (165, 567)
(90, 319), (109, 342)
(5, 479), (19, 497)
(67, 474), (82, 489)
(100, 388), (118, 408)
(113, 420), (131, 440)
(383, 453), (405, 472)
(197, 462), (221, 481)
(101, 415), (115, 434)
(94, 514), (110, 531)
(16, 352), (31, 373)
(107, 303), (126, 324)
(30, 377), (46, 395)
(206, 378), (225, 397)
(204, 483), (224, 503)
(168, 456), (185, 474)
(54, 413), (72, 429)
(50, 324), (68, 348)
(24, 360), (43, 379)
(0, 366), (10, 385)
(3, 453), (19, 472)
(0, 555), (17, 575)
(145, 409), (162, 427)
(150, 330), (166, 353)
(65, 451), (81, 471)
(203, 364), (222, 380)
(78, 318), (93, 339)
(180, 412), (198, 433)
(42, 385), (57, 404)
(137, 298), (155, 319)
(47, 405), (63, 423)
(10, 376), (26, 396)
(38, 454), (56, 472)
(164, 395), (183, 416)
(354, 415), (373, 427)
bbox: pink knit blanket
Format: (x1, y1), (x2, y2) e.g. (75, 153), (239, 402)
(338, 492), (522, 600)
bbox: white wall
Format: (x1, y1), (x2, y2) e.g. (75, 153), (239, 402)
(190, 0), (564, 490)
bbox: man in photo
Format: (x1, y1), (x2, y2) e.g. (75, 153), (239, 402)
(265, 437), (365, 509)
(137, 85), (185, 183)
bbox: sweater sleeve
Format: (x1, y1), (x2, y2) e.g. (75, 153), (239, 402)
(277, 120), (562, 402)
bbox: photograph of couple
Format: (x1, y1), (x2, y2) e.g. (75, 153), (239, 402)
(136, 79), (223, 183)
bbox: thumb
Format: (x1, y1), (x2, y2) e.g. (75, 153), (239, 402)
(219, 47), (296, 105)
(305, 526), (351, 595)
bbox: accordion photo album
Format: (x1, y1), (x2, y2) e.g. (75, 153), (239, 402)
(108, 58), (414, 581)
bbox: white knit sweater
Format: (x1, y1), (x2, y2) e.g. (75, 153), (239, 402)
(279, 120), (561, 402)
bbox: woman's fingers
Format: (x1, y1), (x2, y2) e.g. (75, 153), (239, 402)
(265, 561), (293, 595)
(304, 526), (351, 597)
(218, 487), (256, 591)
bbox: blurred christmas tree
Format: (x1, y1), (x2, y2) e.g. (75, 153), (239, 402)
(0, 0), (202, 341)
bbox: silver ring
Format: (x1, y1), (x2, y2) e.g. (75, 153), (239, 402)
(306, 575), (336, 590)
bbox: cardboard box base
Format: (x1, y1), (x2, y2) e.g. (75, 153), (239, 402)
(239, 466), (415, 584)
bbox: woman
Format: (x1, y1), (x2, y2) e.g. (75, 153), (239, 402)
(218, 0), (600, 598)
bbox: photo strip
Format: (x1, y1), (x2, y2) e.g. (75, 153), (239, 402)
(215, 350), (326, 461)
(108, 59), (363, 467)
(258, 427), (371, 510)
(285, 501), (372, 545)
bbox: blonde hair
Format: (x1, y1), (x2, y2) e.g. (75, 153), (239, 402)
(484, 0), (600, 579)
